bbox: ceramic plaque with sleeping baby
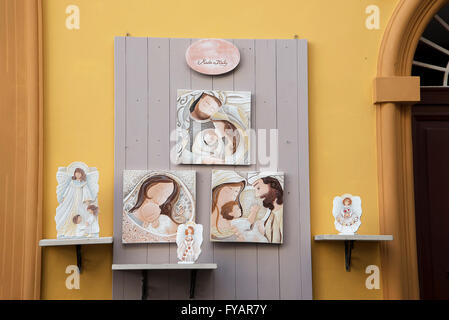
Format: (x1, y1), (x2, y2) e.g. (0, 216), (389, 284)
(176, 89), (251, 165)
(211, 170), (284, 244)
(122, 170), (196, 243)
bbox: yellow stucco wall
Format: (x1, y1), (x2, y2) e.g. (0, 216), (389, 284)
(41, 0), (399, 299)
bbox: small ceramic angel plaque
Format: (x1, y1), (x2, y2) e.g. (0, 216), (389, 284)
(332, 194), (362, 235)
(176, 222), (203, 264)
(55, 161), (100, 238)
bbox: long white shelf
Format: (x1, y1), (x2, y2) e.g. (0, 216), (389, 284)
(39, 237), (113, 247)
(314, 234), (393, 241)
(112, 263), (217, 271)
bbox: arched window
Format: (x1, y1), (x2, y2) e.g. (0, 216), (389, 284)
(412, 4), (449, 87)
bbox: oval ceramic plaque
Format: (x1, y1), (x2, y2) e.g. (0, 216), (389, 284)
(186, 39), (240, 75)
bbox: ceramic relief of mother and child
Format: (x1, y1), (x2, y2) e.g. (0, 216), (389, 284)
(122, 170), (196, 243)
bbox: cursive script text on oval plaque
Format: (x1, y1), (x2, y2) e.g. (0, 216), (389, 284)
(185, 39), (240, 75)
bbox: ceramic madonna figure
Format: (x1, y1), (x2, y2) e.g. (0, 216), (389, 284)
(55, 161), (100, 238)
(176, 222), (203, 264)
(332, 194), (362, 235)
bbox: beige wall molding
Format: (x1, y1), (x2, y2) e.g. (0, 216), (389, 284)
(0, 0), (43, 299)
(373, 76), (420, 103)
(376, 0), (448, 300)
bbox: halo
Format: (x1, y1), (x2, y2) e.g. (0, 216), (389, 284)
(66, 161), (89, 177)
(184, 221), (196, 228)
(247, 172), (284, 188)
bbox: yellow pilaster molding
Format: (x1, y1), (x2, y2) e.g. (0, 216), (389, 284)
(0, 0), (43, 299)
(376, 0), (448, 300)
(373, 76), (420, 104)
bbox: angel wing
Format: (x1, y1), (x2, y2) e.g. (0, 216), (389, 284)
(193, 224), (203, 260)
(351, 196), (362, 217)
(56, 168), (71, 204)
(332, 196), (343, 218)
(176, 224), (186, 248)
(86, 169), (99, 199)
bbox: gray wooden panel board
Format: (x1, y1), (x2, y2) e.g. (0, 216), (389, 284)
(146, 37), (171, 299)
(190, 46), (216, 299)
(233, 39), (258, 300)
(123, 37), (149, 300)
(112, 36), (126, 300)
(211, 39), (237, 300)
(254, 39), (280, 300)
(297, 40), (313, 299)
(124, 36), (149, 265)
(167, 38), (192, 299)
(113, 37), (312, 300)
(277, 39), (302, 299)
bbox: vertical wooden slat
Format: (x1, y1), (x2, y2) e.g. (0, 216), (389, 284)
(233, 39), (258, 300)
(211, 40), (237, 300)
(167, 38), (192, 299)
(123, 36), (149, 299)
(297, 40), (313, 299)
(112, 36), (126, 300)
(277, 39), (301, 299)
(254, 39), (280, 300)
(190, 42), (216, 299)
(146, 37), (171, 299)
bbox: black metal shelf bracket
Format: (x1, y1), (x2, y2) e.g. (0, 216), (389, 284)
(140, 269), (199, 300)
(141, 270), (148, 300)
(344, 240), (354, 272)
(76, 245), (82, 273)
(189, 269), (198, 299)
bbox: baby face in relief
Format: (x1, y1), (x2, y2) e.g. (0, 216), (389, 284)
(203, 129), (219, 146)
(230, 204), (242, 218)
(139, 201), (161, 224)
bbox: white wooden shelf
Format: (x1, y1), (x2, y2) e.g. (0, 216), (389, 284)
(314, 234), (393, 271)
(112, 263), (217, 299)
(38, 237), (113, 273)
(39, 237), (113, 247)
(314, 234), (393, 241)
(112, 263), (217, 271)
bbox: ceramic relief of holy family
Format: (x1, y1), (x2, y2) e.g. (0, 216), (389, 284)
(211, 170), (284, 243)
